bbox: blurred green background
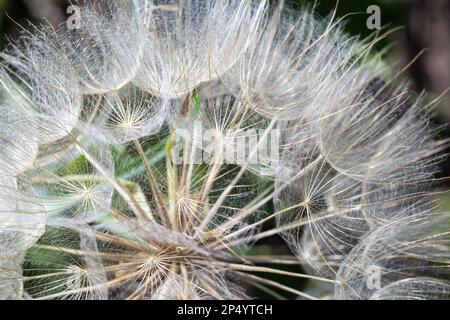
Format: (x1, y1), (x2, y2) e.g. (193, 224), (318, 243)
(0, 0), (448, 298)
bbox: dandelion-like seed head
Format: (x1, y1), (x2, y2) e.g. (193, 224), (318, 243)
(0, 0), (449, 300)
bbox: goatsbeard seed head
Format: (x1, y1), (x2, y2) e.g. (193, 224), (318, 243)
(0, 0), (448, 300)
